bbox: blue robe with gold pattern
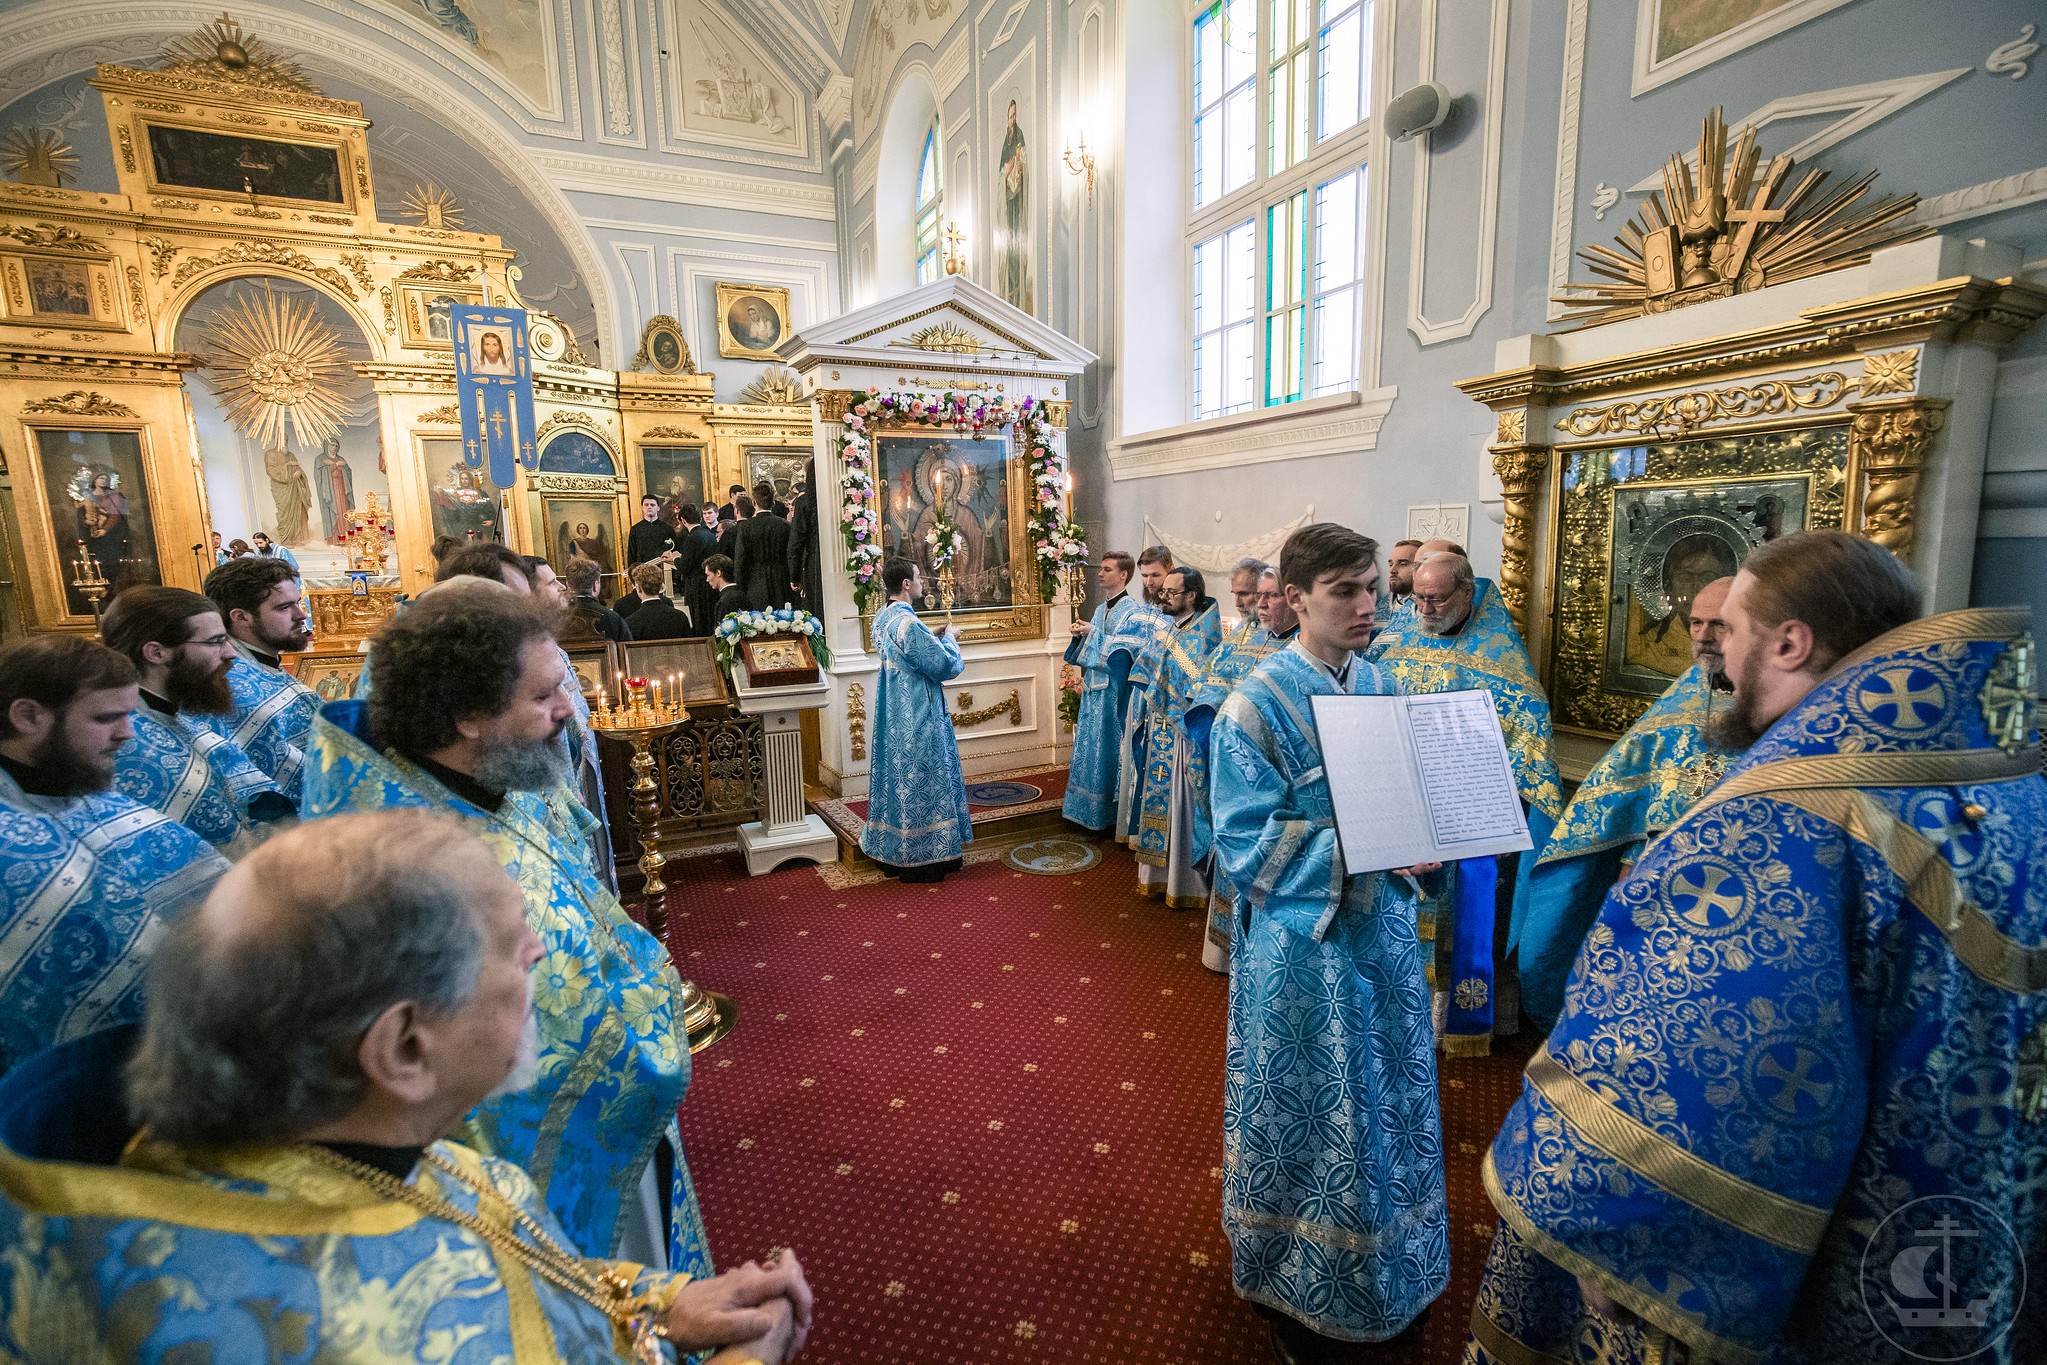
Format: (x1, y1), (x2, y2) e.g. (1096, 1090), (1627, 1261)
(303, 702), (711, 1276)
(0, 774), (226, 1076)
(224, 641), (322, 803)
(0, 1026), (691, 1363)
(113, 706), (285, 855)
(1466, 606), (2046, 1365)
(1110, 602), (1173, 845)
(859, 601), (971, 867)
(1213, 642), (1448, 1341)
(1521, 661), (1737, 1029)
(1133, 602), (1221, 888)
(1062, 591), (1144, 830)
(1184, 620), (1282, 963)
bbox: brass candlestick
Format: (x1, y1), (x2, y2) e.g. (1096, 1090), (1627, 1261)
(1065, 560), (1087, 609)
(69, 540), (109, 626)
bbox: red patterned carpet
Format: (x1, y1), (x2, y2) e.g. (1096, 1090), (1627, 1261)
(664, 842), (1527, 1364)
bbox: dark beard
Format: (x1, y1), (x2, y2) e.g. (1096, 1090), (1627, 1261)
(1713, 648), (1771, 749)
(166, 652), (234, 715)
(472, 721), (571, 792)
(23, 729), (114, 796)
(254, 621), (313, 654)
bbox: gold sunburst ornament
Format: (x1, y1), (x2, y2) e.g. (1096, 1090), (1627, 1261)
(0, 126), (79, 188)
(1556, 107), (1929, 329)
(400, 182), (465, 230)
(158, 13), (316, 94)
(196, 281), (353, 447)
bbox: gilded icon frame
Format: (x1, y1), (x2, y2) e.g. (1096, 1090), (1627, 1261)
(714, 282), (792, 360)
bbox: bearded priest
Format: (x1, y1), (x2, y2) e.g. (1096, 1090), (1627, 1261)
(303, 582), (711, 1277)
(1132, 566), (1222, 907)
(1062, 550), (1142, 831)
(206, 555), (321, 803)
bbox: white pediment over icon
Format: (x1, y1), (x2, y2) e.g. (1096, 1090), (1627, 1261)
(779, 276), (1095, 380)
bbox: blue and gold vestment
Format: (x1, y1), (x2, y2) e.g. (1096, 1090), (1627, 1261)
(303, 703), (711, 1276)
(0, 1027), (690, 1363)
(1212, 642), (1448, 1341)
(1062, 591), (1144, 830)
(1133, 601), (1221, 906)
(114, 705), (285, 855)
(1108, 602), (1173, 845)
(858, 601), (971, 868)
(1466, 607), (2046, 1365)
(1182, 619), (1280, 964)
(224, 640), (323, 803)
(1366, 579), (1564, 1049)
(0, 772), (226, 1075)
(1521, 661), (1736, 1029)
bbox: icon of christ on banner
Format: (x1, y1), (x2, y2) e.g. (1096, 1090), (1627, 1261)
(451, 305), (538, 490)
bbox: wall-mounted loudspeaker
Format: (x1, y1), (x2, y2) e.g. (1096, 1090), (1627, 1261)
(1383, 81), (1454, 142)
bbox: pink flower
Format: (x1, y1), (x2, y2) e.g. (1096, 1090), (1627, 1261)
(865, 385), (880, 395)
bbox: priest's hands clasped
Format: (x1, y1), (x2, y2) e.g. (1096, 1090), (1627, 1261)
(671, 1251), (814, 1364)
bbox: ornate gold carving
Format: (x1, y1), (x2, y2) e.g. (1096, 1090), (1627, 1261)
(534, 409), (617, 455)
(171, 241), (357, 299)
(158, 15), (318, 94)
(738, 365), (804, 405)
(217, 112), (270, 127)
(904, 321), (986, 353)
(131, 100), (185, 113)
(124, 265), (145, 320)
(395, 259), (476, 285)
(296, 121), (343, 135)
(0, 126), (79, 188)
(193, 280), (352, 446)
(1495, 409), (1526, 444)
(232, 204), (282, 219)
(115, 127), (136, 174)
(304, 586), (401, 646)
(1491, 446), (1551, 641)
(813, 388), (853, 424)
(1859, 348), (1919, 397)
(846, 682), (867, 761)
(1850, 397), (1949, 562)
(2, 223), (100, 254)
(641, 425), (695, 438)
(1039, 400), (1071, 429)
(379, 286), (395, 334)
(399, 183), (464, 230)
(951, 688), (1023, 729)
(23, 390), (136, 417)
(149, 198), (199, 212)
(141, 236), (177, 278)
(418, 404), (460, 424)
(1556, 372), (1851, 439)
(1980, 634), (2036, 757)
(307, 213), (353, 225)
(338, 251), (373, 292)
(1558, 108), (1928, 328)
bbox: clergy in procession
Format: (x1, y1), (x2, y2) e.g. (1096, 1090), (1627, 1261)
(1183, 559), (1284, 971)
(1132, 566), (1222, 906)
(0, 635), (228, 1076)
(1061, 549), (1142, 831)
(1365, 551), (1563, 1052)
(1384, 538), (1422, 612)
(303, 583), (711, 1275)
(1466, 530), (2044, 1365)
(859, 557), (972, 883)
(101, 586), (294, 856)
(1111, 546), (1177, 846)
(0, 811), (814, 1365)
(1212, 524), (1446, 1357)
(1517, 575), (1738, 1029)
(205, 555), (321, 803)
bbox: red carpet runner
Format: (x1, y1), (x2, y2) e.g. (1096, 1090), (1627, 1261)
(666, 843), (1526, 1363)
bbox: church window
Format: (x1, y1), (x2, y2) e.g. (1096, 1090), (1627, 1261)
(1315, 0), (1373, 142)
(1193, 0), (1257, 209)
(915, 120), (944, 285)
(1193, 219), (1256, 419)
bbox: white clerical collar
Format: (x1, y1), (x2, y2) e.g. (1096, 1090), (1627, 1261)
(1290, 639), (1353, 691)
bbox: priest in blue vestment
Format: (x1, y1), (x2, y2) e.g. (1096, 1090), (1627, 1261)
(1466, 531), (2044, 1365)
(100, 586), (293, 856)
(1366, 553), (1564, 1054)
(0, 635), (227, 1076)
(1062, 550), (1143, 830)
(1133, 566), (1222, 906)
(859, 557), (971, 882)
(303, 583), (710, 1277)
(1213, 524), (1447, 1356)
(0, 811), (813, 1365)
(206, 555), (322, 803)
(1521, 576), (1739, 1030)
(1113, 548), (1177, 845)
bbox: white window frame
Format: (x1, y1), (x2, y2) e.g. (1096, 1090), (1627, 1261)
(1182, 0), (1390, 426)
(914, 120), (944, 286)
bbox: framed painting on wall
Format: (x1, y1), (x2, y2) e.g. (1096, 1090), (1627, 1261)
(0, 250), (125, 330)
(420, 437), (501, 545)
(542, 494), (621, 580)
(715, 282), (791, 360)
(562, 643), (619, 700)
(1632, 0), (1857, 94)
(143, 124), (348, 204)
(640, 446), (706, 513)
(33, 427), (163, 616)
(400, 285), (484, 348)
(282, 650), (366, 703)
(744, 447), (809, 503)
(619, 637), (729, 707)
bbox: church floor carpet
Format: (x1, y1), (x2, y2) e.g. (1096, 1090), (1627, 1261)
(665, 842), (1528, 1364)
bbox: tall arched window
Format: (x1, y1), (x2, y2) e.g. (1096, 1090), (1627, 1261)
(914, 120), (944, 284)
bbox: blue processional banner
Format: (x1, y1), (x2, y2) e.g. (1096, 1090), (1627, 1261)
(452, 305), (538, 490)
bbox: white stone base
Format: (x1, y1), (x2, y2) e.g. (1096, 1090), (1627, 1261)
(737, 813), (840, 876)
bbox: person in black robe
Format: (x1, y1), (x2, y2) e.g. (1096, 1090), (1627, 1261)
(618, 563), (691, 640)
(716, 509), (740, 563)
(787, 464), (824, 614)
(703, 555), (749, 629)
(735, 481), (794, 611)
(626, 495), (679, 571)
(669, 502), (715, 635)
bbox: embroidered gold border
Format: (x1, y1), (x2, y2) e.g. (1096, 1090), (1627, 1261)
(1524, 1044), (1829, 1253)
(439, 1142), (562, 1360)
(1483, 1149), (1765, 1365)
(1824, 606), (2031, 679)
(1700, 747), (2039, 810)
(1467, 1298), (1571, 1365)
(1776, 788), (2047, 995)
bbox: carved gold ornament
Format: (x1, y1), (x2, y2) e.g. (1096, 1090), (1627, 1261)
(1490, 445), (1550, 640)
(846, 681), (867, 761)
(1494, 409), (1525, 444)
(739, 365), (804, 405)
(641, 425), (693, 439)
(2, 222), (96, 254)
(418, 404), (460, 424)
(1850, 397), (1947, 561)
(338, 251), (373, 293)
(1978, 633), (2035, 757)
(141, 236), (178, 279)
(0, 126), (79, 188)
(195, 279), (353, 447)
(951, 688), (1023, 729)
(157, 14), (317, 95)
(399, 183), (465, 231)
(1859, 349), (1919, 398)
(904, 322), (987, 353)
(22, 390), (136, 417)
(171, 241), (356, 299)
(396, 259), (477, 285)
(1558, 108), (1927, 328)
(1555, 372), (1851, 439)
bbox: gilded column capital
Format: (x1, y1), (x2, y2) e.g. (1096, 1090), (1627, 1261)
(813, 388), (854, 424)
(1490, 444), (1551, 642)
(1849, 395), (1949, 563)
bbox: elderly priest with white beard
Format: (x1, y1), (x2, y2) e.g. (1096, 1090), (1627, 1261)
(0, 811), (812, 1364)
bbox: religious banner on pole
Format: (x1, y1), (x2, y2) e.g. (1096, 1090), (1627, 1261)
(452, 305), (538, 490)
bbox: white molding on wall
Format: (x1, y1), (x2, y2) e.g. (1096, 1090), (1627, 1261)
(935, 29), (972, 98)
(1546, 0), (1591, 324)
(532, 151), (838, 220)
(1406, 0), (1509, 346)
(853, 121), (886, 199)
(612, 241), (659, 334)
(1071, 0), (1113, 430)
(652, 0), (816, 164)
(818, 74), (854, 137)
(1107, 388), (1397, 480)
(1631, 0), (1857, 97)
(581, 217), (839, 252)
(1911, 164), (2047, 229)
(1623, 69), (1971, 194)
(588, 0), (646, 150)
